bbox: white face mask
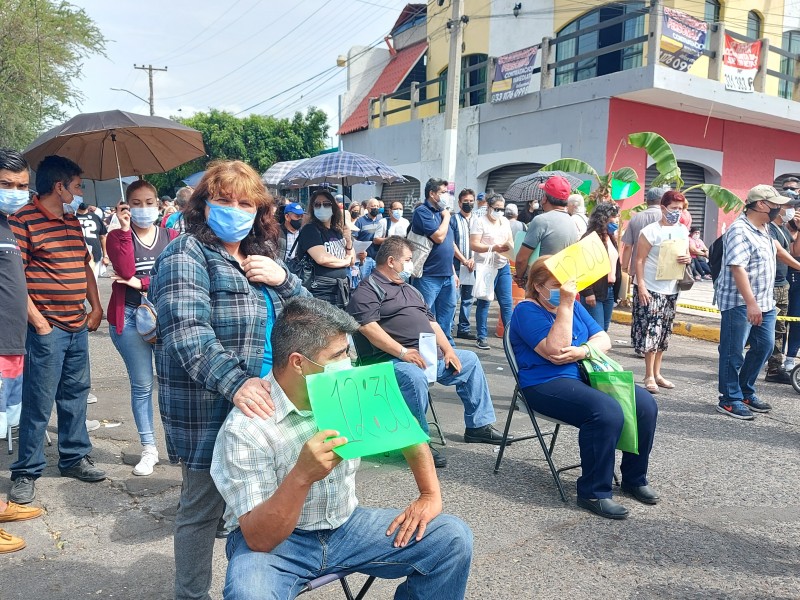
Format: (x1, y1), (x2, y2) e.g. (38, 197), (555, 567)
(781, 207), (796, 223)
(492, 209), (504, 218)
(323, 357), (352, 373)
(403, 260), (414, 274)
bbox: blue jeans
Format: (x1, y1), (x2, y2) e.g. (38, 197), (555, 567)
(457, 284), (474, 334)
(580, 284), (615, 332)
(718, 305), (776, 403)
(110, 306), (156, 446)
(787, 271), (800, 358)
(522, 378), (658, 500)
(413, 275), (456, 344)
(475, 264), (513, 340)
(11, 325), (92, 477)
(391, 350), (496, 432)
(223, 507), (473, 600)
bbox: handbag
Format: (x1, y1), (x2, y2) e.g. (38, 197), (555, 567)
(285, 236), (315, 289)
(677, 264), (695, 291)
(135, 293), (158, 344)
(579, 343), (639, 454)
(406, 229), (433, 279)
(473, 251), (498, 302)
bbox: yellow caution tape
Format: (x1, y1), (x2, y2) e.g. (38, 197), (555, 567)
(676, 302), (800, 322)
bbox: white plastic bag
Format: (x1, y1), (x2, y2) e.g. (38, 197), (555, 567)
(473, 252), (498, 302)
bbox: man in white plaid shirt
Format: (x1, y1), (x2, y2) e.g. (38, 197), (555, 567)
(211, 297), (473, 599)
(715, 185), (800, 420)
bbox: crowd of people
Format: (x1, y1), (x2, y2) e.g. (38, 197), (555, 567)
(0, 146), (796, 598)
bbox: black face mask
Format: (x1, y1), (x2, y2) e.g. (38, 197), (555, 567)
(369, 208), (380, 217)
(768, 206), (782, 221)
(288, 218), (303, 230)
(461, 203), (473, 213)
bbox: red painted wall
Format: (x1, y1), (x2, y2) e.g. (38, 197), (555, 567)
(606, 98), (800, 235)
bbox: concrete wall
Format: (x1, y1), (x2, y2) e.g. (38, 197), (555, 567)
(340, 45), (390, 124)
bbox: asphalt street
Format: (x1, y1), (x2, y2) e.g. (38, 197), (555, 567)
(2, 278), (799, 599)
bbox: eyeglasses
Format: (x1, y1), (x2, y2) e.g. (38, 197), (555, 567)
(313, 202), (333, 209)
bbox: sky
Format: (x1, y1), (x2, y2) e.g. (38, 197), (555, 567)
(67, 0), (406, 144)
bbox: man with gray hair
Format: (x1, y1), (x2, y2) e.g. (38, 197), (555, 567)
(211, 297), (473, 598)
(621, 186), (670, 274)
(567, 194), (588, 236)
(165, 186), (192, 233)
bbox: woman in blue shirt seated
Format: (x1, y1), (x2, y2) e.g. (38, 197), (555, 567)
(509, 256), (659, 520)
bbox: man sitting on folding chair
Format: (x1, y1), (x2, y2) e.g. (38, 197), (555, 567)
(347, 237), (509, 469)
(211, 298), (473, 600)
(509, 256), (659, 520)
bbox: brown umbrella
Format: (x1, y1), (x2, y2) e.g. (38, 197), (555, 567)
(24, 110), (206, 197)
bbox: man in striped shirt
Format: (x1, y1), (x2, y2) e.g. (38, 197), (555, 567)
(8, 155), (106, 506)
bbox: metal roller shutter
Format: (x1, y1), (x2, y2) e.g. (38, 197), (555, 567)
(645, 162), (707, 232)
(774, 173), (800, 188)
(382, 177), (421, 219)
(485, 163), (544, 198)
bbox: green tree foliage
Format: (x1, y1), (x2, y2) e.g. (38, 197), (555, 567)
(0, 0), (105, 149)
(146, 108), (330, 196)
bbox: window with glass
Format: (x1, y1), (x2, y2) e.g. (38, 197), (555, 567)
(437, 54), (489, 112)
(555, 2), (645, 86)
(780, 30), (800, 99)
(747, 11), (762, 40)
(704, 0), (721, 25)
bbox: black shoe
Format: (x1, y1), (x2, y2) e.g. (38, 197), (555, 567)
(9, 476), (36, 504)
(463, 425), (511, 445)
(620, 483), (660, 505)
(576, 497), (629, 520)
(429, 444), (448, 468)
(765, 369), (792, 384)
(60, 456), (106, 482)
(215, 517), (229, 539)
(475, 338), (490, 350)
(456, 331), (477, 340)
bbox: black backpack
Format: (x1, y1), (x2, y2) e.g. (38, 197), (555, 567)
(708, 234), (725, 282)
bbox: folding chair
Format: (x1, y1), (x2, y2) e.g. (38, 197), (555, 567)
(351, 332), (445, 446)
(494, 325), (581, 503)
(8, 425), (52, 455)
(298, 572), (376, 599)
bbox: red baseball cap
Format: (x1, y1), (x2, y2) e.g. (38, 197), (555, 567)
(538, 175), (572, 200)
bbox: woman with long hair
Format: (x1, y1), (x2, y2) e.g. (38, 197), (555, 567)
(296, 188), (354, 308)
(580, 202), (622, 331)
(149, 160), (308, 600)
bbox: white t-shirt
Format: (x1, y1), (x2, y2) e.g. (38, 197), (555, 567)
(470, 214), (513, 269)
(637, 222), (688, 295)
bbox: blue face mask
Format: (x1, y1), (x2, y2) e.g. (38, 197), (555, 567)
(205, 201), (256, 243)
(0, 189), (30, 215)
(130, 206), (160, 228)
(392, 209), (402, 220)
(378, 207), (384, 214)
(607, 222), (619, 234)
(665, 208), (681, 225)
(548, 288), (561, 306)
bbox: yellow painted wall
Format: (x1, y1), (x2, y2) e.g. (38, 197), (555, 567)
(426, 0), (492, 81)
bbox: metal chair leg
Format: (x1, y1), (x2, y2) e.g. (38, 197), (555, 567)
(529, 414), (569, 503)
(493, 389), (519, 473)
(426, 392), (446, 446)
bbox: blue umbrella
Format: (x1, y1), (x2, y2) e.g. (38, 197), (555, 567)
(182, 170), (205, 188)
(278, 151), (406, 188)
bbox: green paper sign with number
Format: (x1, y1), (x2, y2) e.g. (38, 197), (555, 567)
(610, 178), (641, 200)
(307, 362), (429, 459)
(577, 180), (592, 195)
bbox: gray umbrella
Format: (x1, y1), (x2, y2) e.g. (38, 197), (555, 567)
(503, 170), (585, 204)
(24, 110), (206, 198)
(278, 151), (406, 188)
(262, 159), (309, 186)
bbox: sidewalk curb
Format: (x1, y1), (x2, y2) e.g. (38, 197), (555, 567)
(611, 309), (720, 343)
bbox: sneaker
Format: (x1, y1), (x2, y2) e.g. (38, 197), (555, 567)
(784, 359), (796, 371)
(765, 369), (792, 384)
(742, 397), (772, 413)
(132, 445), (159, 476)
(476, 338), (490, 350)
(716, 401), (755, 420)
(456, 330), (477, 340)
(60, 456), (106, 482)
(8, 476), (36, 504)
(86, 393), (98, 404)
(0, 529), (25, 554)
(86, 419), (101, 432)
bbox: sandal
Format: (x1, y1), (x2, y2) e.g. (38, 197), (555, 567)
(655, 376), (675, 389)
(643, 377), (659, 393)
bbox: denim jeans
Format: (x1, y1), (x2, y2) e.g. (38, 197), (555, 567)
(391, 349), (496, 432)
(522, 378), (657, 499)
(475, 263), (513, 340)
(110, 306), (156, 446)
(223, 507), (473, 600)
(11, 325), (92, 477)
(718, 305), (776, 403)
(457, 284), (474, 334)
(580, 284), (615, 332)
(413, 275), (456, 344)
(787, 271), (800, 358)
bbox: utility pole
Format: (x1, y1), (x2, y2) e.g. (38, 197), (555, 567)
(133, 64), (168, 116)
(442, 0), (466, 186)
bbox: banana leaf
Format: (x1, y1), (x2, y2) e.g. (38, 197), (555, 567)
(619, 202), (647, 222)
(684, 183), (744, 213)
(540, 158), (599, 180)
(627, 132), (684, 189)
(610, 166), (638, 182)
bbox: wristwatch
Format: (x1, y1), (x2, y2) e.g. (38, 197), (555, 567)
(399, 347), (408, 359)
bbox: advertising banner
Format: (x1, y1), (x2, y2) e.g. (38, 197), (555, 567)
(490, 45), (538, 103)
(723, 34), (762, 92)
(658, 6), (707, 72)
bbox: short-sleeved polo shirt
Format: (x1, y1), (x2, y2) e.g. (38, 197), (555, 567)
(411, 200), (455, 277)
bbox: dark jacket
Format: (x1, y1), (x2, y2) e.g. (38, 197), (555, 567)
(580, 232), (622, 302)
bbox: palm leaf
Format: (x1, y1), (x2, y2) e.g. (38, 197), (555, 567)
(684, 184), (744, 213)
(619, 202), (647, 222)
(540, 158), (599, 180)
(627, 132), (684, 189)
(610, 167), (638, 182)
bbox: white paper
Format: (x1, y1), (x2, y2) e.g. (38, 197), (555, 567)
(419, 332), (438, 384)
(459, 264), (476, 286)
(353, 240), (372, 255)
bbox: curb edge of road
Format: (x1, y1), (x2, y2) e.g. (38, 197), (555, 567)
(611, 309), (720, 343)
